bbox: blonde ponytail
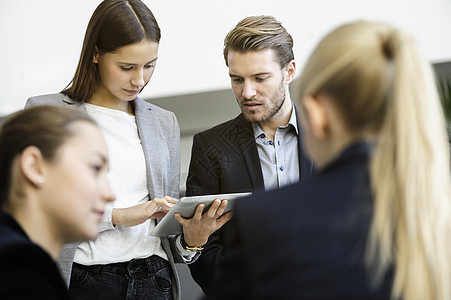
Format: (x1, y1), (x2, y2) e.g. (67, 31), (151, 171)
(297, 20), (451, 300)
(369, 29), (451, 300)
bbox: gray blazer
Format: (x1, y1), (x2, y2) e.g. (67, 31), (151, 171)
(25, 93), (184, 300)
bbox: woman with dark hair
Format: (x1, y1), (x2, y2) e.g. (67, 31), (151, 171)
(26, 0), (230, 299)
(0, 106), (115, 299)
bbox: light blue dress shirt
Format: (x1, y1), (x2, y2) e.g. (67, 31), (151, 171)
(252, 107), (300, 191)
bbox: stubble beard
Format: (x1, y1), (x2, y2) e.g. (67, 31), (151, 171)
(240, 82), (286, 124)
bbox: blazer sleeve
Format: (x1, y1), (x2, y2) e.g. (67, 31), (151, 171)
(158, 112), (200, 299)
(166, 111), (181, 199)
(165, 112), (185, 264)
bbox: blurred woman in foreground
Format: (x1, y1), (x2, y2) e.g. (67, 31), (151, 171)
(210, 21), (451, 300)
(0, 106), (115, 299)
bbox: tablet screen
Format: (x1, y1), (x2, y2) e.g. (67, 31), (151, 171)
(149, 192), (251, 236)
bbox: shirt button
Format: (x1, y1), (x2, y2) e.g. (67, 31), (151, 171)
(279, 166), (284, 171)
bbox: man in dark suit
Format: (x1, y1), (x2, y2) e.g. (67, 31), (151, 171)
(185, 15), (313, 294)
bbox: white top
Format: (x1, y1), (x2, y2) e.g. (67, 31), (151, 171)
(74, 103), (169, 265)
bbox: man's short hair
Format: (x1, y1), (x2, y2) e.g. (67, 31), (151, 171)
(223, 15), (294, 68)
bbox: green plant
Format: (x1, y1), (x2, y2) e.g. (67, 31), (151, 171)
(437, 76), (451, 146)
(438, 76), (451, 122)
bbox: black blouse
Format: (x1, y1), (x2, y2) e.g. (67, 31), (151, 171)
(0, 211), (70, 299)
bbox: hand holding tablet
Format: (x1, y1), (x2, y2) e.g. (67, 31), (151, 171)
(150, 192), (251, 236)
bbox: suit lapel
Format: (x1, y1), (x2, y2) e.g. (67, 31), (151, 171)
(235, 114), (265, 193)
(61, 94), (87, 112)
(133, 97), (158, 198)
(236, 108), (313, 192)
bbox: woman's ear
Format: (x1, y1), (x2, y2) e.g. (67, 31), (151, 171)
(302, 95), (330, 140)
(93, 46), (100, 64)
(20, 146), (45, 188)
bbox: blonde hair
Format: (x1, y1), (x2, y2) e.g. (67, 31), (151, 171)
(297, 21), (451, 300)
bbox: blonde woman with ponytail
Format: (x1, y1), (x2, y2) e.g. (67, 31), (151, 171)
(208, 20), (451, 300)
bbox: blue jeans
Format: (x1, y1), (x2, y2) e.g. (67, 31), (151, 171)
(69, 255), (172, 300)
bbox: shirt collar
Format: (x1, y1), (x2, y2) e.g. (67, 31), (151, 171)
(252, 103), (299, 139)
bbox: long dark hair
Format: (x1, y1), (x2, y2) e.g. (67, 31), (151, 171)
(62, 0), (161, 102)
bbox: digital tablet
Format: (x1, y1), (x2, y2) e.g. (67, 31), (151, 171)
(149, 192), (251, 236)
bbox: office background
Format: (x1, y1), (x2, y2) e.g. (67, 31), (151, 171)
(1, 0), (451, 299)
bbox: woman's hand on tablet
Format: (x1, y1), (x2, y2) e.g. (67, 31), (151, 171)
(112, 196), (178, 227)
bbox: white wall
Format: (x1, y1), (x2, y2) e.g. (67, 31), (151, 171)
(1, 0), (451, 115)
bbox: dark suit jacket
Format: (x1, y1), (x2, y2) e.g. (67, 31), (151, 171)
(207, 142), (393, 299)
(186, 112), (313, 294)
(0, 211), (70, 299)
